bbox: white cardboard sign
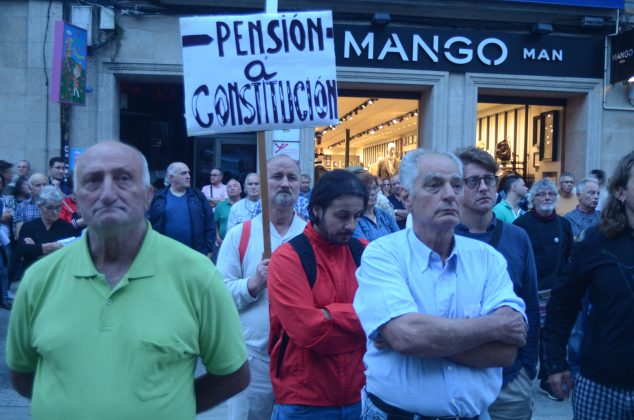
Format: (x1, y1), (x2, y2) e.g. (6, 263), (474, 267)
(180, 11), (339, 136)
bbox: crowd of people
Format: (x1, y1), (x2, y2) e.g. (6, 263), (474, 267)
(3, 142), (633, 420)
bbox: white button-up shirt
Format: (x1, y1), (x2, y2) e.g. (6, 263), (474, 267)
(354, 228), (525, 417)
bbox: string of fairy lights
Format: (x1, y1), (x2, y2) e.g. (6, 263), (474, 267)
(316, 98), (379, 139)
(325, 109), (419, 149)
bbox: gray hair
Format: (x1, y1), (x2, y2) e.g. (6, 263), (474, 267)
(576, 177), (599, 194)
(526, 178), (558, 209)
(36, 185), (65, 205)
(28, 173), (47, 187)
(164, 162), (186, 187)
(559, 171), (575, 182)
(400, 148), (464, 195)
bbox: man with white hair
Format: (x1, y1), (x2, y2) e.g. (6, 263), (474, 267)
(355, 148), (527, 419)
(147, 162), (215, 257)
(564, 178), (601, 239)
(514, 178), (573, 401)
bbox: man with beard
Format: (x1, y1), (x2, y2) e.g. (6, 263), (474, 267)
(514, 178), (573, 401)
(268, 170), (368, 418)
(454, 147), (539, 420)
(217, 154), (306, 420)
(147, 162), (215, 258)
(355, 149), (527, 419)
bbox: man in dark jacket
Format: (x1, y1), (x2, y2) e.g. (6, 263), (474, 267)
(147, 162), (215, 257)
(513, 178), (573, 401)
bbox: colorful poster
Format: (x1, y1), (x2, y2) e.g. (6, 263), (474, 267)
(51, 21), (87, 105)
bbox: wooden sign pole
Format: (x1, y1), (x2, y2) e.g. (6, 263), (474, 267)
(257, 131), (271, 258)
(257, 0), (278, 259)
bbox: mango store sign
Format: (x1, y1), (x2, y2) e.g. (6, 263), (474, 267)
(180, 11), (339, 136)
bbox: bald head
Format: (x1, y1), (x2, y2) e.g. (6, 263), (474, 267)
(74, 141), (150, 190)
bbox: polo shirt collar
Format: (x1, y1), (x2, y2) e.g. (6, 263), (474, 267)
(72, 221), (157, 281)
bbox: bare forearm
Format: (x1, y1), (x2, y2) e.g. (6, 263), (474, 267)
(194, 361), (250, 413)
(447, 342), (518, 368)
(381, 313), (499, 358)
(381, 307), (526, 358)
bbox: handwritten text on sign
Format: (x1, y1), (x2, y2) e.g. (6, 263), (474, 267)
(180, 12), (339, 135)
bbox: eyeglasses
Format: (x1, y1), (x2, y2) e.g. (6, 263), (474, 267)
(43, 204), (61, 212)
(463, 175), (498, 190)
(535, 191), (557, 198)
(210, 173), (221, 177)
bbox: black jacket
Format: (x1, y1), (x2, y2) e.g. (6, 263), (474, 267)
(543, 226), (634, 389)
(147, 187), (215, 256)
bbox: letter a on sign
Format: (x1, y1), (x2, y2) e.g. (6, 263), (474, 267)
(180, 11), (339, 135)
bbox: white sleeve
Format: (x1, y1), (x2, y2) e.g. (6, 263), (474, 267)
(216, 223), (259, 310)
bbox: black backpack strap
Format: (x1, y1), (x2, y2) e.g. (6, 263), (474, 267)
(488, 220), (504, 249)
(347, 237), (364, 267)
(276, 233), (316, 378)
(288, 233), (317, 287)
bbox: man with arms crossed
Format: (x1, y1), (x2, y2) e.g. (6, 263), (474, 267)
(7, 141), (249, 420)
(354, 149), (527, 419)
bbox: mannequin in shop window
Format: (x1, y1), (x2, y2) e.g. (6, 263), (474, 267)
(378, 143), (400, 181)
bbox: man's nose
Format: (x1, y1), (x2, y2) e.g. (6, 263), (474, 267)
(99, 176), (117, 202)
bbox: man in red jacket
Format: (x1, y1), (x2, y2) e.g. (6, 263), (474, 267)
(267, 170), (369, 419)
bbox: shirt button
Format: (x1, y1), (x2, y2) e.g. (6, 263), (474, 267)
(107, 299), (113, 305)
(451, 398), (456, 404)
(447, 366), (453, 371)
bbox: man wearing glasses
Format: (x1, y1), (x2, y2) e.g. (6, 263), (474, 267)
(202, 168), (227, 211)
(513, 179), (574, 401)
(556, 172), (578, 216)
(454, 147), (539, 420)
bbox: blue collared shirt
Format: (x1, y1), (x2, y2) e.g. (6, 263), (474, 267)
(354, 228), (525, 417)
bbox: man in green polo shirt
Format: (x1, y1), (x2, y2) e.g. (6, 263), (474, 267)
(6, 141), (249, 420)
(214, 178), (242, 246)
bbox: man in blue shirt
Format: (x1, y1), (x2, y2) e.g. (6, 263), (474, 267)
(147, 162), (215, 258)
(455, 147), (539, 420)
(355, 149), (527, 419)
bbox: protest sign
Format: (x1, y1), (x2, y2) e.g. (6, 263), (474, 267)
(180, 11), (339, 136)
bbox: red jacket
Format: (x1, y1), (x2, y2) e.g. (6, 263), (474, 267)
(268, 223), (366, 406)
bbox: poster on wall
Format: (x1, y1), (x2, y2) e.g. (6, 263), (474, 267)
(51, 21), (87, 105)
(180, 11), (339, 136)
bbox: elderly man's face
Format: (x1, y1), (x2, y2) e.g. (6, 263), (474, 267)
(267, 156), (300, 208)
(532, 189), (557, 216)
(410, 154), (464, 231)
(578, 181), (600, 211)
(390, 175), (401, 195)
(75, 142), (152, 232)
(169, 163), (191, 191)
(16, 161), (29, 176)
(244, 175), (260, 200)
(30, 176), (48, 199)
(226, 179), (242, 198)
(560, 176), (575, 194)
(210, 169), (222, 186)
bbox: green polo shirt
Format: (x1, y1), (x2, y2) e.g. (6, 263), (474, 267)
(214, 199), (234, 239)
(7, 225), (246, 420)
(493, 199), (521, 224)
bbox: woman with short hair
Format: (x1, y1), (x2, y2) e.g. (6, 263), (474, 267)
(17, 186), (79, 271)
